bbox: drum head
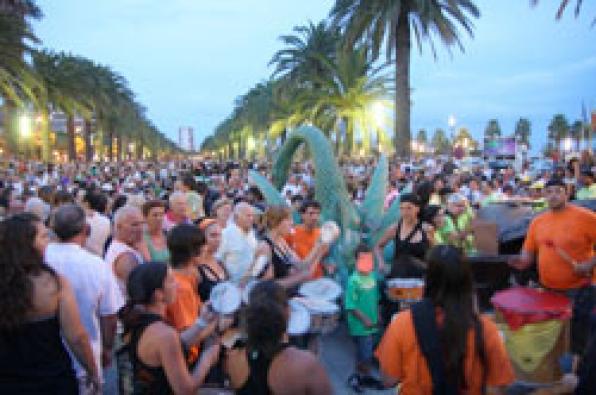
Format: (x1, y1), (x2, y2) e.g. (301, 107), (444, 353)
(320, 221), (340, 243)
(299, 278), (342, 301)
(288, 299), (311, 335)
(210, 282), (241, 315)
(295, 297), (339, 314)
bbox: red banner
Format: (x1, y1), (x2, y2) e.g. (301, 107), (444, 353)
(592, 111), (596, 131)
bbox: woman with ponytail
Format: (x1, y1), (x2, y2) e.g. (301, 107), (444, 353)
(0, 213), (99, 394)
(224, 281), (332, 395)
(375, 245), (514, 395)
(119, 262), (221, 395)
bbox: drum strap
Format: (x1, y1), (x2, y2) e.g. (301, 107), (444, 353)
(411, 299), (457, 395)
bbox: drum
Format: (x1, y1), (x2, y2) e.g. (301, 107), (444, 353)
(287, 298), (311, 336)
(385, 278), (425, 307)
(298, 278), (342, 301)
(294, 297), (340, 334)
(491, 287), (572, 383)
(210, 282), (241, 315)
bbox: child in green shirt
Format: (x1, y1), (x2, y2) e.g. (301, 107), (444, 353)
(345, 250), (383, 392)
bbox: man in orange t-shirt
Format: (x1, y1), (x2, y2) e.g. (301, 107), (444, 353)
(510, 178), (596, 354)
(285, 200), (333, 279)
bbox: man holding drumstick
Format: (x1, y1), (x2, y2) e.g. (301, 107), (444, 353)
(509, 178), (596, 365)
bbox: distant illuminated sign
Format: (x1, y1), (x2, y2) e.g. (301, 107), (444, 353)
(484, 137), (516, 157)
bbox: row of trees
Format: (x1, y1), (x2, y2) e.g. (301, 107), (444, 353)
(0, 1), (178, 162)
(202, 0), (589, 159)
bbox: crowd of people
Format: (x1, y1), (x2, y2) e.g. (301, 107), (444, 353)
(0, 151), (594, 394)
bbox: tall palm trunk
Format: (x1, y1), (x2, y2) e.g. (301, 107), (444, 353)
(107, 129), (114, 162)
(84, 119), (93, 162)
(395, 4), (411, 159)
(345, 119), (354, 155)
(116, 134), (123, 162)
(66, 114), (76, 162)
(3, 100), (19, 157)
(40, 110), (50, 162)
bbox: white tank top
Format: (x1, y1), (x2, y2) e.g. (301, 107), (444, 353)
(105, 240), (143, 304)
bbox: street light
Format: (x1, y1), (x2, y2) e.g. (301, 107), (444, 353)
(19, 114), (31, 137)
(448, 115), (457, 142)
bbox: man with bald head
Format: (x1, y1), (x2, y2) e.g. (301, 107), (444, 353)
(216, 202), (259, 283)
(105, 205), (144, 303)
(163, 191), (191, 232)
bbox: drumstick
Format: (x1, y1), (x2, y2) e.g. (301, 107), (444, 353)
(545, 240), (576, 267)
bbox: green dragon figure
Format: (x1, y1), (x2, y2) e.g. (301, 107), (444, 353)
(249, 125), (403, 284)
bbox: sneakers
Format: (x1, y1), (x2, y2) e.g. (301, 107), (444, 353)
(347, 373), (363, 393)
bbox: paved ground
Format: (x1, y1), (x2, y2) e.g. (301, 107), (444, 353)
(320, 324), (395, 395)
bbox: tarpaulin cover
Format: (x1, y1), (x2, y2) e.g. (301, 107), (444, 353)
(491, 287), (572, 330)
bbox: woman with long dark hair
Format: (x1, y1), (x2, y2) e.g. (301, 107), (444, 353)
(0, 213), (99, 394)
(375, 245), (514, 394)
(119, 262), (220, 394)
(224, 281), (332, 394)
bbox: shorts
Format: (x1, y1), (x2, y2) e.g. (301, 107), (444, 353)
(352, 335), (374, 365)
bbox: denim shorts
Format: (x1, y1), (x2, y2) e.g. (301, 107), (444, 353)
(352, 335), (374, 364)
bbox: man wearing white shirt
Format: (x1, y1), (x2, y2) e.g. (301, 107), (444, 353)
(45, 204), (122, 394)
(216, 202), (259, 283)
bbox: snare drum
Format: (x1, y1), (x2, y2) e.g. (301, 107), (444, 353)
(288, 299), (311, 336)
(294, 297), (340, 334)
(385, 278), (425, 305)
(491, 287), (572, 383)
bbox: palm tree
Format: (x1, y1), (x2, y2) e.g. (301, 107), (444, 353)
(453, 127), (477, 150)
(431, 128), (451, 154)
(514, 117), (531, 148)
(484, 119), (501, 140)
(530, 0), (594, 25)
(548, 113), (570, 151)
(330, 0), (480, 158)
(570, 120), (583, 149)
(269, 20), (340, 86)
(0, 1), (42, 155)
(308, 45), (393, 156)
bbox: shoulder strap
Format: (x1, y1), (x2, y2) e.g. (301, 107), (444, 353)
(411, 299), (457, 395)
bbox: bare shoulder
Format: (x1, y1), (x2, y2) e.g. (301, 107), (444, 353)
(277, 346), (321, 371)
(29, 271), (60, 316)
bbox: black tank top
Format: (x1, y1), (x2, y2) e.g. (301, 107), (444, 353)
(237, 343), (290, 395)
(392, 220), (429, 278)
(394, 220), (429, 260)
(197, 261), (229, 302)
(263, 236), (293, 279)
(0, 316), (77, 394)
(129, 313), (178, 395)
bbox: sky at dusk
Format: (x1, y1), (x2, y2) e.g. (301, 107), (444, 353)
(34, 0), (596, 152)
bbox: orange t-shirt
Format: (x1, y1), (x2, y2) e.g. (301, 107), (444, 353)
(523, 204), (596, 289)
(166, 272), (202, 362)
(285, 225), (323, 279)
(375, 310), (514, 395)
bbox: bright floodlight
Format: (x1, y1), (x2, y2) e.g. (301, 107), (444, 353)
(562, 137), (573, 152)
(371, 101), (385, 127)
(19, 114), (31, 137)
(448, 115), (456, 128)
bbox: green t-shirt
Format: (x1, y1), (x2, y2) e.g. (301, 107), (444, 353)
(435, 216), (456, 245)
(345, 271), (379, 336)
(576, 184), (596, 200)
